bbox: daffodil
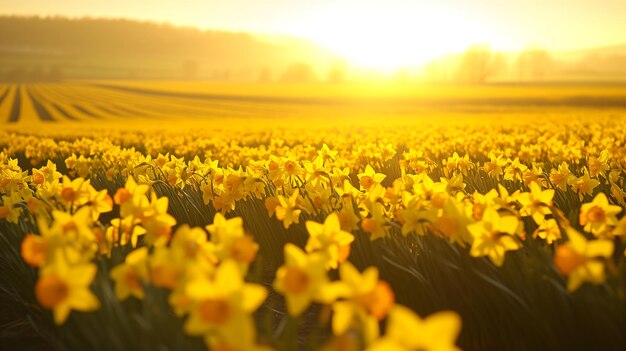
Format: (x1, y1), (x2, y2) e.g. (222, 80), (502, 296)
(517, 182), (554, 225)
(140, 193), (177, 246)
(149, 247), (184, 290)
(427, 198), (473, 246)
(467, 207), (521, 267)
(361, 202), (388, 241)
(332, 262), (395, 344)
(170, 225), (216, 272)
(578, 192), (621, 237)
(274, 244), (340, 316)
(86, 187), (113, 221)
(183, 260), (267, 349)
(0, 193), (23, 224)
(21, 233), (49, 267)
(358, 165), (386, 191)
(35, 258), (100, 324)
(58, 176), (90, 210)
(110, 247), (150, 300)
(305, 213), (355, 269)
(337, 202), (361, 232)
(571, 173), (600, 201)
(482, 152), (507, 180)
(532, 218), (562, 244)
(504, 158), (528, 182)
(366, 305), (461, 351)
(587, 150), (609, 178)
(106, 216), (145, 247)
(549, 162), (575, 191)
(275, 189), (302, 229)
(114, 176), (150, 218)
(554, 227), (613, 292)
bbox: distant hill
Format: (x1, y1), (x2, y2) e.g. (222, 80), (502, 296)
(0, 16), (336, 81)
(550, 44), (626, 77)
(1, 16), (625, 83)
(561, 44), (626, 59)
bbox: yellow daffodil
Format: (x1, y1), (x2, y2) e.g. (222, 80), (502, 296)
(35, 258), (100, 325)
(578, 192), (622, 237)
(86, 187), (113, 221)
(504, 158), (528, 182)
(106, 216), (145, 247)
(183, 260), (267, 349)
(532, 218), (562, 244)
(517, 182), (554, 225)
(332, 262), (395, 344)
(366, 305), (461, 351)
(275, 189), (302, 229)
(274, 244), (341, 316)
(305, 213), (355, 269)
(571, 173), (600, 201)
(549, 162), (575, 191)
(21, 233), (49, 267)
(0, 193), (23, 224)
(467, 207), (521, 267)
(554, 227), (613, 292)
(358, 165), (386, 191)
(110, 247), (149, 300)
(206, 213), (258, 270)
(140, 193), (177, 246)
(114, 176), (151, 218)
(483, 152), (507, 180)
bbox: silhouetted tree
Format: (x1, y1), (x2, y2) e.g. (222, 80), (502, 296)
(455, 45), (506, 83)
(517, 47), (553, 80)
(280, 62), (316, 83)
(258, 67), (271, 82)
(48, 65), (64, 81)
(182, 60), (198, 80)
(326, 60), (347, 83)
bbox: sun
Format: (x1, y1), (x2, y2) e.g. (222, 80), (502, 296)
(289, 2), (507, 71)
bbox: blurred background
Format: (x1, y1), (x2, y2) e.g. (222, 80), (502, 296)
(1, 0), (625, 84)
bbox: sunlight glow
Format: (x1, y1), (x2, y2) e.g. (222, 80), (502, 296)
(289, 2), (516, 71)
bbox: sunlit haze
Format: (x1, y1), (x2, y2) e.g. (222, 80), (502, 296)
(2, 0), (626, 69)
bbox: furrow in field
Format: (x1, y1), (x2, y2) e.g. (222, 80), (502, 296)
(29, 85), (80, 121)
(32, 85), (90, 121)
(17, 85), (44, 124)
(43, 83), (154, 119)
(0, 86), (9, 104)
(26, 87), (55, 121)
(36, 84), (112, 120)
(0, 86), (16, 124)
(72, 104), (104, 118)
(71, 82), (280, 119)
(8, 85), (21, 123)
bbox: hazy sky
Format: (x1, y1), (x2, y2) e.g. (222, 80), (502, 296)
(2, 0), (625, 65)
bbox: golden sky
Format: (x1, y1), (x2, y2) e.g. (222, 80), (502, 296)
(2, 0), (625, 68)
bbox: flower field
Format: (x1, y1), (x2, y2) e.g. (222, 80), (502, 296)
(1, 82), (626, 350)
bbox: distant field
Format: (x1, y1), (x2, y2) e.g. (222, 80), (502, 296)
(2, 81), (626, 126)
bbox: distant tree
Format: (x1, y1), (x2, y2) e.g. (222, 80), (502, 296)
(182, 60), (198, 80)
(48, 65), (64, 81)
(258, 67), (271, 82)
(455, 45), (506, 83)
(5, 66), (28, 82)
(280, 62), (316, 83)
(31, 66), (45, 81)
(422, 58), (454, 83)
(517, 47), (553, 80)
(0, 16), (331, 81)
(326, 60), (347, 84)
